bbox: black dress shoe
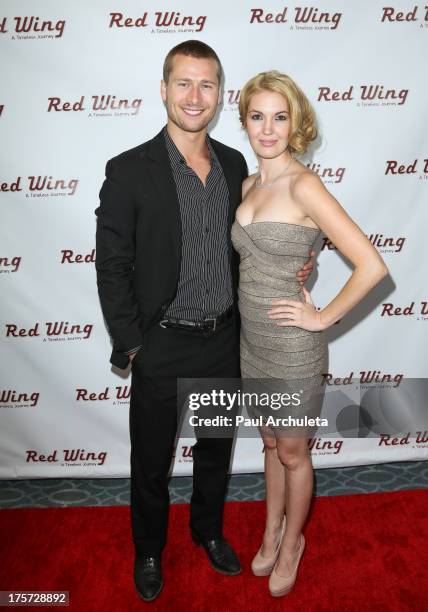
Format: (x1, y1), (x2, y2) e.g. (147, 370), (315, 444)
(134, 555), (163, 602)
(191, 533), (241, 575)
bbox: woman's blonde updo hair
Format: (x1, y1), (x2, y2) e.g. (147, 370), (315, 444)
(239, 70), (317, 156)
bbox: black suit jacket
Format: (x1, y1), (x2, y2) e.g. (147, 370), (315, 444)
(95, 128), (248, 369)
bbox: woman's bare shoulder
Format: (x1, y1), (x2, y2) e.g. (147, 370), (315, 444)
(289, 161), (325, 197)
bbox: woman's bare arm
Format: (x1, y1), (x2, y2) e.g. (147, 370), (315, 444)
(295, 172), (388, 328)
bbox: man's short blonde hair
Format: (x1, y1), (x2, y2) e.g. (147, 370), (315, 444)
(239, 71), (317, 155)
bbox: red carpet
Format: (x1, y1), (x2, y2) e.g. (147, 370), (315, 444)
(1, 489), (427, 611)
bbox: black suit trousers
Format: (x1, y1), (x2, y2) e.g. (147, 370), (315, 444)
(129, 318), (240, 557)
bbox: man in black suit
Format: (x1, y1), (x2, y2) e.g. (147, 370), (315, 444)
(95, 40), (313, 602)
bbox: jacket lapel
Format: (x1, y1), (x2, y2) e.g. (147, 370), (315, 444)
(146, 129), (182, 269)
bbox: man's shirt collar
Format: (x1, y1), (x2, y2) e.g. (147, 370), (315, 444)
(163, 126), (220, 171)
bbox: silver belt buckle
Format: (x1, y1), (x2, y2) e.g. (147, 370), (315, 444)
(205, 317), (217, 331)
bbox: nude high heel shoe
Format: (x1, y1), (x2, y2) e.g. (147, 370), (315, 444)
(251, 518), (286, 576)
(268, 533), (305, 597)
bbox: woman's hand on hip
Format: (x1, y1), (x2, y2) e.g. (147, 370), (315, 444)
(268, 287), (326, 331)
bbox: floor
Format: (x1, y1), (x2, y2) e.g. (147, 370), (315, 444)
(0, 460), (427, 508)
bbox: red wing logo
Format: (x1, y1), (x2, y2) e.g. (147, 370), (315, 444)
(1, 16), (65, 38)
(5, 322), (94, 340)
(25, 449), (108, 465)
(109, 11), (207, 32)
(381, 302), (428, 317)
(0, 256), (22, 272)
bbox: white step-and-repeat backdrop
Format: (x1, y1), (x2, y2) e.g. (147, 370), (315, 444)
(1, 1), (427, 477)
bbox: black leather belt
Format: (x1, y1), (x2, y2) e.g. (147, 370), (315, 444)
(159, 306), (233, 333)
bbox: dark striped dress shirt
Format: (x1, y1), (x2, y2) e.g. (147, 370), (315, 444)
(124, 128), (233, 355)
(163, 127), (233, 321)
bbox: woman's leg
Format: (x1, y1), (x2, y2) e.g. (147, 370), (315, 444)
(258, 427), (287, 556)
(275, 434), (312, 575)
